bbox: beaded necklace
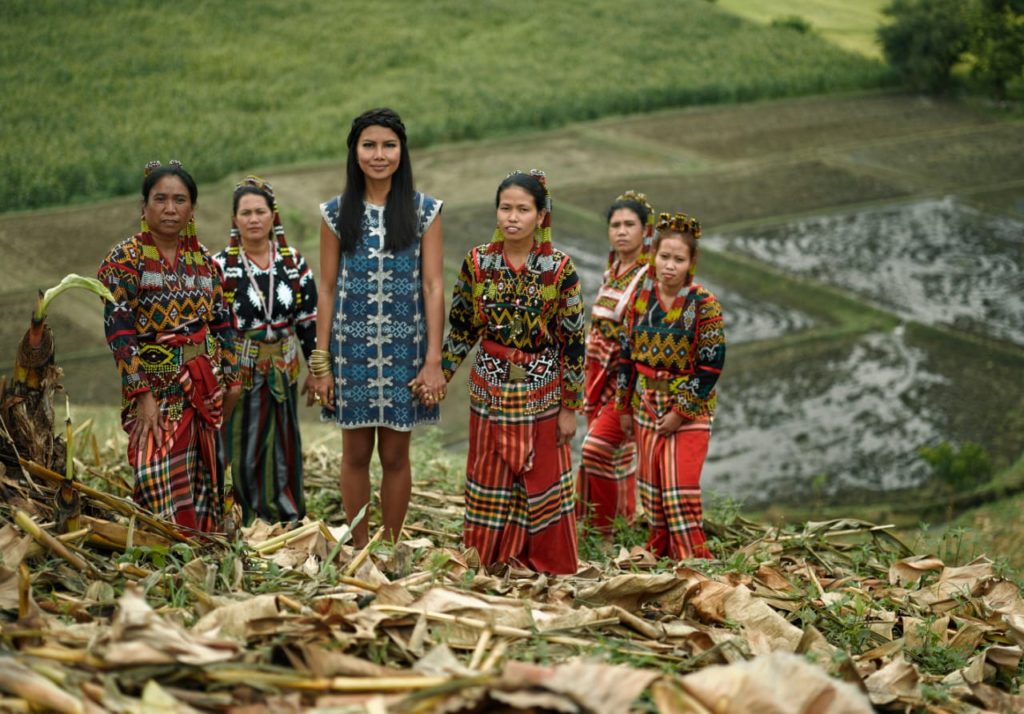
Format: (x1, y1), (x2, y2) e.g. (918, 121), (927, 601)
(239, 240), (277, 340)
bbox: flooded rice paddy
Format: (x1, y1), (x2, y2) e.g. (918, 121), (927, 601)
(564, 198), (1024, 506)
(705, 198), (1024, 347)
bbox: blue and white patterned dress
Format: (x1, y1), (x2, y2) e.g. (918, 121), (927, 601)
(319, 192), (443, 430)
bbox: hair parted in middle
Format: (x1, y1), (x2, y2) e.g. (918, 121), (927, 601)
(336, 107), (418, 255)
(605, 189), (654, 269)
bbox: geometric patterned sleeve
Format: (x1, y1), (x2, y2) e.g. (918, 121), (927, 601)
(441, 249), (483, 382)
(556, 255), (585, 411)
(97, 236), (148, 401)
(674, 287), (725, 419)
(292, 249), (318, 362)
(208, 255), (240, 386)
(615, 293), (638, 414)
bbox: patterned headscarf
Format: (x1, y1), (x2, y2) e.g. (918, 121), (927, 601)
(606, 189), (655, 270)
(633, 211), (703, 323)
(221, 175), (305, 312)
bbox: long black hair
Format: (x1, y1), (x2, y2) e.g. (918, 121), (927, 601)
(337, 108), (417, 254)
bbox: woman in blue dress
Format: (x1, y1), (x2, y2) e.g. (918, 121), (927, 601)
(307, 108), (446, 547)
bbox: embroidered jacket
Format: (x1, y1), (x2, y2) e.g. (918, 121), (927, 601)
(442, 243), (586, 410)
(98, 232), (239, 419)
(213, 241), (317, 389)
(616, 282), (725, 421)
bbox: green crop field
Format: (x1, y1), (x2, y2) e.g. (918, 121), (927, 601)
(0, 0), (890, 212)
(717, 0), (888, 57)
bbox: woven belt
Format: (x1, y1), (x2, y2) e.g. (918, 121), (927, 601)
(256, 340), (284, 361)
(643, 378), (672, 391)
(138, 339), (210, 371)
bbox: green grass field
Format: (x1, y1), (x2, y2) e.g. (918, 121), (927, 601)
(0, 0), (890, 212)
(718, 0), (889, 57)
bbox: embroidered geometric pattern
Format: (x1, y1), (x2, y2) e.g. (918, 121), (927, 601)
(617, 283), (725, 422)
(213, 243), (317, 390)
(443, 243), (586, 410)
(98, 232), (238, 422)
(319, 192), (442, 430)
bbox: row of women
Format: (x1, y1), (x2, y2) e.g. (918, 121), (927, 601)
(97, 108), (726, 574)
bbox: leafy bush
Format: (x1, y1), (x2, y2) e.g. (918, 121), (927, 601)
(967, 0), (1024, 99)
(771, 16), (812, 34)
(878, 0), (1024, 96)
(918, 441), (993, 491)
(877, 0), (970, 93)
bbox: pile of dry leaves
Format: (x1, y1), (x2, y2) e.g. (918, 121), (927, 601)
(2, 435), (1023, 713)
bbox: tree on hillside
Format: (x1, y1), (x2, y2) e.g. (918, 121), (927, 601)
(967, 0), (1024, 100)
(877, 0), (970, 93)
(879, 0), (1024, 98)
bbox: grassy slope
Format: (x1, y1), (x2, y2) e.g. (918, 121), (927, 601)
(0, 0), (888, 212)
(717, 0), (888, 57)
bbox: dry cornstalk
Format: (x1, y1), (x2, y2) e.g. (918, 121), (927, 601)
(403, 524), (456, 539)
(13, 510), (94, 575)
(468, 628), (492, 670)
(204, 668), (450, 692)
(344, 527), (384, 577)
(253, 520), (332, 555)
(16, 645), (106, 669)
(24, 527), (91, 560)
(0, 658), (84, 714)
(479, 639), (508, 672)
(19, 458), (188, 542)
(80, 514), (170, 551)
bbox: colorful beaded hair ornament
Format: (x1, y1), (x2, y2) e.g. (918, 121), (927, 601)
(141, 159), (196, 238)
(607, 189), (655, 269)
(633, 210), (703, 322)
(656, 210), (702, 276)
(223, 175), (305, 310)
(489, 169), (553, 257)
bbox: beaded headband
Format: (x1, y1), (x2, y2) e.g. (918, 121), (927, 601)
(235, 174), (276, 201)
(144, 159), (183, 176)
(656, 211), (702, 240)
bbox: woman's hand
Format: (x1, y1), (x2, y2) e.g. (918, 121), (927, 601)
(556, 408), (577, 446)
(307, 373), (334, 408)
(223, 384), (242, 421)
(131, 391), (162, 451)
(656, 409), (683, 436)
(409, 361), (447, 405)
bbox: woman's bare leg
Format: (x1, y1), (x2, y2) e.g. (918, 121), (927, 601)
(341, 427), (375, 547)
(377, 428), (412, 544)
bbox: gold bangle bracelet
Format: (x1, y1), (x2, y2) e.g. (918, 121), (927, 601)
(308, 349), (332, 377)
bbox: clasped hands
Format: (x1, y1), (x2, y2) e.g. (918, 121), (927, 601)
(408, 361), (447, 405)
